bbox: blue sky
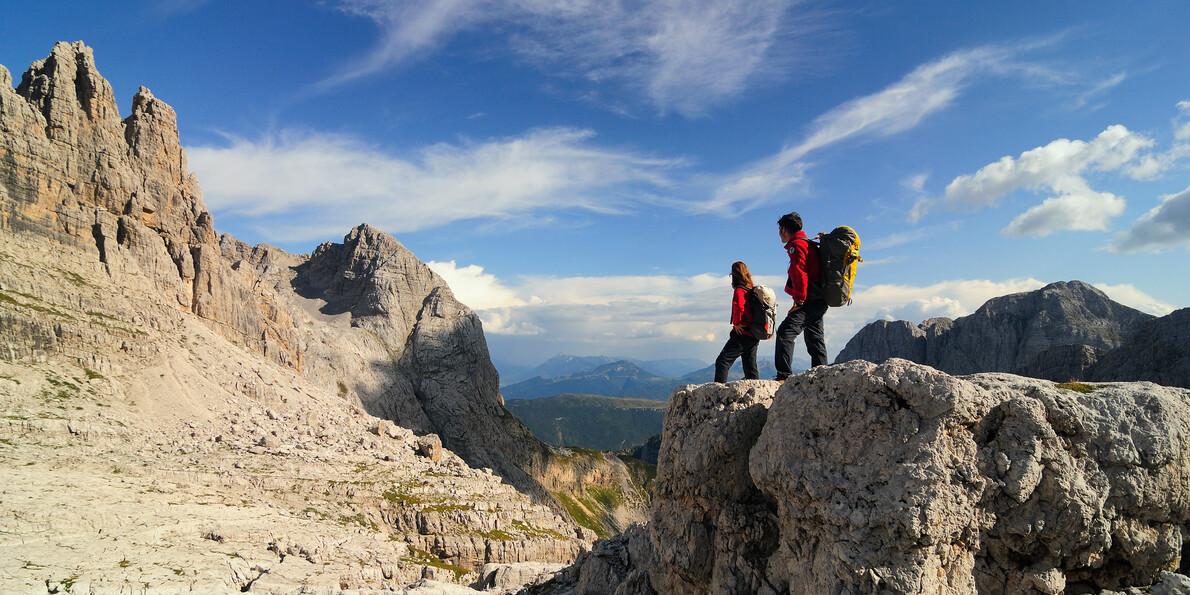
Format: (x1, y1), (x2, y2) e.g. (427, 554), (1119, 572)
(4, 1), (1189, 373)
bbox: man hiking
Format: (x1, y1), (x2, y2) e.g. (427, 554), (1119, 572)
(774, 211), (829, 381)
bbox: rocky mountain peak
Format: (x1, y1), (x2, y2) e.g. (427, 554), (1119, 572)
(2, 43), (651, 580)
(835, 280), (1188, 388)
(15, 41), (120, 136)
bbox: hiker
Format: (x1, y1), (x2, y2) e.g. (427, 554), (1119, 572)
(713, 261), (760, 383)
(775, 211), (829, 381)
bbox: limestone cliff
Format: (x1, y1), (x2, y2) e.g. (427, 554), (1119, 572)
(0, 41), (647, 590)
(834, 281), (1190, 388)
(536, 362), (1190, 594)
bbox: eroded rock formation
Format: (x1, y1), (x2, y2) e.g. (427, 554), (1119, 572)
(539, 360), (1190, 594)
(1, 41), (647, 590)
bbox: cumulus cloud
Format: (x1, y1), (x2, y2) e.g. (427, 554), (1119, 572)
(440, 267), (1173, 366)
(1092, 283), (1176, 315)
(425, 260), (527, 310)
(1108, 184), (1190, 253)
(1001, 180), (1125, 237)
(330, 0), (805, 116)
(910, 125), (1153, 235)
(706, 45), (1017, 213)
(188, 127), (685, 241)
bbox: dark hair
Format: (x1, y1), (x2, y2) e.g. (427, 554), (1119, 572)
(731, 261), (754, 289)
(778, 212), (803, 234)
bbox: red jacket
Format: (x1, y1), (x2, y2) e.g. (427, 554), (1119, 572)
(731, 286), (754, 337)
(784, 232), (820, 303)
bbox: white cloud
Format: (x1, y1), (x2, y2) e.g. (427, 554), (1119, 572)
(1092, 283), (1176, 316)
(426, 260), (527, 310)
(328, 0), (488, 84)
(902, 172), (929, 193)
(707, 45), (1017, 213)
(442, 267), (1174, 367)
(1001, 180), (1125, 237)
(1129, 101), (1190, 179)
(1176, 101), (1190, 141)
(1108, 184), (1190, 253)
(847, 278), (1047, 328)
(188, 127), (685, 241)
(330, 0), (805, 116)
(910, 125), (1153, 235)
(865, 222), (962, 251)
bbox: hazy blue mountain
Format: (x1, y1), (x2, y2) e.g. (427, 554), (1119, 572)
(629, 358), (708, 378)
(680, 358), (782, 383)
(501, 361), (679, 400)
(499, 354), (708, 386)
(505, 394), (667, 451)
(500, 355), (806, 401)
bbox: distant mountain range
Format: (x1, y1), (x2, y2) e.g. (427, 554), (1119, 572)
(504, 394), (667, 451)
(837, 280), (1189, 389)
(501, 358), (783, 401)
(497, 355), (710, 386)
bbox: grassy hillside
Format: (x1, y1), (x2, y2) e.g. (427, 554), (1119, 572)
(505, 394), (667, 451)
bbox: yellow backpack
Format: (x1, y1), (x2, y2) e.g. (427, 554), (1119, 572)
(814, 226), (862, 307)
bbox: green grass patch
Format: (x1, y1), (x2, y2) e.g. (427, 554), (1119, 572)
(0, 290), (75, 320)
(402, 547), (471, 581)
(0, 375), (20, 385)
(339, 513), (380, 532)
(585, 486), (624, 509)
(511, 520), (567, 540)
(479, 528), (514, 541)
(57, 268), (87, 287)
(550, 491), (609, 539)
(383, 489), (425, 506)
(1056, 381), (1097, 393)
(84, 368), (104, 380)
(422, 503), (473, 514)
(301, 507), (329, 520)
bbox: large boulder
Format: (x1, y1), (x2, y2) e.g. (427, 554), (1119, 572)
(542, 360), (1190, 594)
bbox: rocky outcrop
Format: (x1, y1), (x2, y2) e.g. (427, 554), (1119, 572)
(1, 39), (648, 580)
(539, 360), (1190, 594)
(834, 281), (1188, 387)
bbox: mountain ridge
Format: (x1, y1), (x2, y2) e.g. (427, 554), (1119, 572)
(835, 280), (1188, 388)
(0, 41), (648, 591)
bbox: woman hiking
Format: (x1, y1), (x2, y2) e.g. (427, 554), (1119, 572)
(713, 261), (761, 383)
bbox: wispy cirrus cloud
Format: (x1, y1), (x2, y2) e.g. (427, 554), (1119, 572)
(187, 127), (686, 242)
(328, 0), (808, 116)
(706, 45), (1020, 214)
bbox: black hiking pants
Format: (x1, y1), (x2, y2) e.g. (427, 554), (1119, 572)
(714, 330), (760, 383)
(774, 299), (829, 379)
